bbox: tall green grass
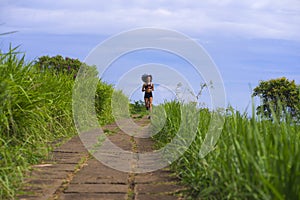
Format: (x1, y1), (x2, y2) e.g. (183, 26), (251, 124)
(0, 47), (115, 199)
(153, 101), (300, 200)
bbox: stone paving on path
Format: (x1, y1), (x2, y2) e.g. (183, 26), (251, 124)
(18, 117), (185, 200)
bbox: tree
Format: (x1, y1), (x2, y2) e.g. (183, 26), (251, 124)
(35, 55), (82, 76)
(253, 77), (300, 121)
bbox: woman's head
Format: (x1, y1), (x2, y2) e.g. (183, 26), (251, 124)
(146, 75), (152, 83)
(142, 74), (152, 83)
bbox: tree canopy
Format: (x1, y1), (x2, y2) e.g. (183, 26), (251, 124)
(35, 55), (82, 75)
(253, 77), (300, 121)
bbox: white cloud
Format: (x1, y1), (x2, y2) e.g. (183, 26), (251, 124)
(0, 0), (299, 40)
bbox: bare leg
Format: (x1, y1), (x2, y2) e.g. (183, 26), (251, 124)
(149, 97), (153, 113)
(144, 98), (149, 110)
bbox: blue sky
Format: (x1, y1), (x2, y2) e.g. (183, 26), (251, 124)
(1, 0), (300, 112)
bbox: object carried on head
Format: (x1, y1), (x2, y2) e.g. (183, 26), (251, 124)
(141, 74), (152, 83)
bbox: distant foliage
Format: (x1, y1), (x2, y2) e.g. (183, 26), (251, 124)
(130, 100), (147, 114)
(35, 55), (82, 76)
(253, 77), (300, 121)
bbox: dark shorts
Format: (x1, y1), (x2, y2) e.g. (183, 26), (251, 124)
(144, 92), (153, 99)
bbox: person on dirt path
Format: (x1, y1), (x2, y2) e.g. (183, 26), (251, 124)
(141, 74), (154, 119)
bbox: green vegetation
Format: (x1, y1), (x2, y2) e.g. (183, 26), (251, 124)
(1, 39), (299, 200)
(36, 55), (82, 75)
(103, 127), (119, 136)
(129, 100), (148, 118)
(0, 47), (115, 199)
(253, 77), (300, 121)
(153, 101), (300, 200)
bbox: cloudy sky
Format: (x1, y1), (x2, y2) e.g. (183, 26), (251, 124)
(1, 0), (300, 112)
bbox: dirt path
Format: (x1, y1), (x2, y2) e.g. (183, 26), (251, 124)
(18, 117), (185, 200)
